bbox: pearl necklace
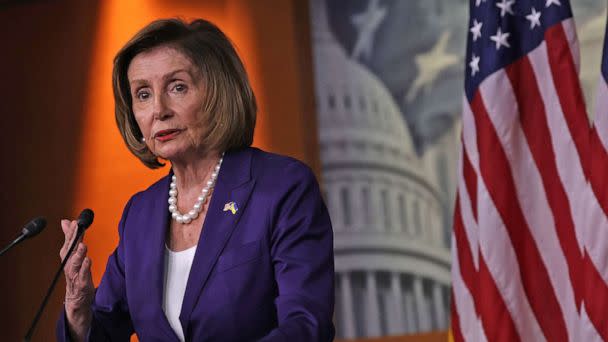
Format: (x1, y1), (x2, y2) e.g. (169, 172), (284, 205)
(168, 154), (224, 224)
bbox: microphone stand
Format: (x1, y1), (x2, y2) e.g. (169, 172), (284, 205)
(0, 235), (25, 257)
(23, 226), (85, 342)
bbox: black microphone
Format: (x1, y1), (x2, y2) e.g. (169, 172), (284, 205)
(0, 217), (47, 257)
(23, 209), (94, 342)
(77, 208), (94, 231)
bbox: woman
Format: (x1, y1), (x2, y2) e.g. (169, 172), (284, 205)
(57, 18), (334, 342)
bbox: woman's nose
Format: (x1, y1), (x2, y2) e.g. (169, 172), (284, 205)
(152, 93), (172, 120)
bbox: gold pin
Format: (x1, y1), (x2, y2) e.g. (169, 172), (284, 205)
(223, 201), (238, 215)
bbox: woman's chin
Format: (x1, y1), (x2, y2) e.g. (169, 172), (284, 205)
(157, 150), (198, 165)
(155, 148), (183, 163)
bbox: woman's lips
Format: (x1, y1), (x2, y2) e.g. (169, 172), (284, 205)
(154, 129), (182, 142)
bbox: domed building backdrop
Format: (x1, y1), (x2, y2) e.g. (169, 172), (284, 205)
(308, 0), (607, 339)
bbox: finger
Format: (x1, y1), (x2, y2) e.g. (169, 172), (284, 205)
(60, 219), (72, 258)
(60, 219), (71, 245)
(64, 221), (83, 255)
(66, 243), (87, 276)
(60, 219), (70, 234)
(68, 220), (79, 245)
(61, 236), (78, 263)
(78, 256), (93, 286)
(61, 220), (77, 249)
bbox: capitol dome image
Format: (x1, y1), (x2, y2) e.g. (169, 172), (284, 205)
(309, 0), (452, 339)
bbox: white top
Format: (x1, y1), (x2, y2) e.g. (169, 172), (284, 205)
(162, 245), (197, 342)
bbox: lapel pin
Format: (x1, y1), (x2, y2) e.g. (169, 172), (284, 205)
(223, 201), (238, 215)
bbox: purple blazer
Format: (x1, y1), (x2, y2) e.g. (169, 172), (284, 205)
(57, 148), (335, 341)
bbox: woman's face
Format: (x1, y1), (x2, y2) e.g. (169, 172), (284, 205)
(128, 46), (208, 163)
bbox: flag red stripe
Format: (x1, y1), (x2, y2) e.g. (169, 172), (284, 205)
(505, 56), (583, 307)
(584, 129), (608, 339)
(450, 289), (465, 342)
(454, 196), (520, 340)
(589, 128), (608, 216)
(583, 253), (608, 340)
(544, 24), (590, 177)
(453, 198), (478, 314)
(470, 90), (568, 341)
(477, 255), (520, 342)
(462, 143), (478, 222)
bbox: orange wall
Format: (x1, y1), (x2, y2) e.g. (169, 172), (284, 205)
(0, 1), (101, 339)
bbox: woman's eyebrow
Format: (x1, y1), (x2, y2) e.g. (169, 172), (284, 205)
(128, 79), (149, 91)
(163, 69), (192, 80)
(129, 69), (191, 84)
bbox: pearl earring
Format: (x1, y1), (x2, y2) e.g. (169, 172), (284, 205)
(141, 137), (146, 142)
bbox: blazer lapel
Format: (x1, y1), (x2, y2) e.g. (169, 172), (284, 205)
(179, 148), (255, 335)
(137, 173), (181, 341)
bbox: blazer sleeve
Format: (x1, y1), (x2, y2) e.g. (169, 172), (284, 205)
(56, 197), (136, 342)
(258, 161), (335, 342)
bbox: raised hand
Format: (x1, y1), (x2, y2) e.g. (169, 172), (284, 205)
(60, 219), (94, 341)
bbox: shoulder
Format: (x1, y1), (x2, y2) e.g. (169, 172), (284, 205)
(247, 147), (317, 186)
(244, 148), (324, 214)
(114, 173), (170, 236)
(123, 172), (170, 210)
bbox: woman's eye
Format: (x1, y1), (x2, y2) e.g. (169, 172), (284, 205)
(136, 91), (150, 101)
(173, 84), (187, 93)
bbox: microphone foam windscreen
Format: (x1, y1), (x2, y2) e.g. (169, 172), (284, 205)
(77, 209), (95, 230)
(22, 217), (47, 238)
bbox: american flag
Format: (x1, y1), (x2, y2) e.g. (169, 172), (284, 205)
(450, 0), (602, 340)
(585, 11), (608, 342)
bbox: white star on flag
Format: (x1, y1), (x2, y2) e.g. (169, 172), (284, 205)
(490, 27), (510, 50)
(526, 8), (542, 29)
(496, 0), (515, 17)
(470, 19), (483, 42)
(545, 0), (561, 7)
(469, 54), (480, 76)
(475, 0), (486, 6)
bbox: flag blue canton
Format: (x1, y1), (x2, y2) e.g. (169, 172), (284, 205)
(465, 0), (572, 100)
(601, 12), (608, 80)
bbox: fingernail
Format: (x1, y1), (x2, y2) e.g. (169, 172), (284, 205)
(61, 219), (68, 225)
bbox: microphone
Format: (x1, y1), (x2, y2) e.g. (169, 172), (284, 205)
(23, 209), (94, 342)
(77, 208), (94, 231)
(0, 217), (47, 257)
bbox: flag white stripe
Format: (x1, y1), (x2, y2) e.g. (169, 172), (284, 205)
(461, 96), (480, 176)
(594, 80), (608, 151)
(451, 231), (486, 342)
(456, 95), (485, 341)
(456, 148), (479, 269)
(587, 14), (608, 340)
(562, 19), (580, 74)
(586, 79), (608, 285)
(460, 96), (482, 271)
(580, 304), (604, 342)
(476, 166), (545, 341)
(479, 68), (578, 339)
(528, 41), (587, 254)
(585, 204), (608, 282)
(532, 37), (608, 307)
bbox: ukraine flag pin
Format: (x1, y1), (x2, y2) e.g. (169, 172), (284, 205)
(223, 201), (238, 215)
